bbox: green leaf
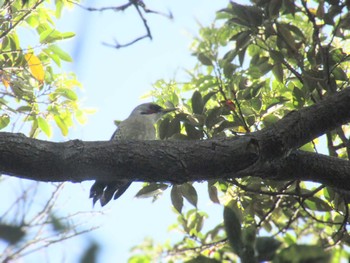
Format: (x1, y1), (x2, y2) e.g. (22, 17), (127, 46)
(255, 236), (281, 261)
(272, 63), (284, 83)
(197, 53), (213, 66)
(202, 91), (217, 106)
(304, 197), (332, 211)
(180, 183), (198, 208)
(292, 86), (305, 108)
(56, 88), (78, 101)
(268, 0), (282, 18)
(224, 200), (243, 255)
(235, 31), (251, 51)
(0, 114), (10, 130)
(270, 50), (284, 64)
(191, 90), (203, 114)
(166, 117), (181, 138)
(135, 183), (168, 198)
(37, 116), (52, 137)
(48, 45), (73, 62)
(171, 185), (183, 214)
(16, 106), (32, 112)
(276, 23), (296, 49)
(54, 115), (68, 136)
(185, 255), (221, 263)
(158, 117), (170, 140)
(332, 67), (348, 81)
(274, 244), (330, 263)
(184, 123), (202, 140)
(208, 182), (220, 204)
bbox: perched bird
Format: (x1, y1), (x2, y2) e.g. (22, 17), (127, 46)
(89, 102), (176, 207)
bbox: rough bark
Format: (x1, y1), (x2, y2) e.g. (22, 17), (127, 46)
(0, 88), (350, 190)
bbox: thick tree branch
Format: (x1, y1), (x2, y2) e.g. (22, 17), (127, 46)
(0, 88), (350, 189)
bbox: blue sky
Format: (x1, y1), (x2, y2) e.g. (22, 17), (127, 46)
(52, 1), (230, 262)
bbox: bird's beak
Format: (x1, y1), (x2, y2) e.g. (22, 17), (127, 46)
(161, 107), (177, 113)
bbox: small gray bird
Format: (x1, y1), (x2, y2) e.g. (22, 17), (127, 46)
(89, 102), (175, 206)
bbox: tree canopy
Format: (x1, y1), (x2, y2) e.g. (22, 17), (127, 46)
(1, 0), (350, 262)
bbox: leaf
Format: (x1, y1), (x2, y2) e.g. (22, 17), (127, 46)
(171, 185), (183, 214)
(292, 86), (305, 108)
(268, 0), (282, 18)
(50, 214), (68, 233)
(40, 29), (75, 43)
(304, 197), (332, 211)
(75, 109), (88, 124)
(202, 91), (217, 106)
(185, 255), (221, 263)
(56, 88), (78, 101)
(0, 114), (10, 130)
(270, 50), (284, 64)
(191, 90), (203, 114)
(208, 182), (220, 204)
(79, 241), (99, 263)
(16, 106), (32, 112)
(224, 200), (243, 255)
(180, 183), (198, 208)
(184, 123), (202, 140)
(37, 116), (52, 137)
(272, 63), (284, 83)
(197, 53), (212, 66)
(274, 244), (330, 263)
(235, 30), (251, 51)
(135, 183), (168, 198)
(0, 223), (25, 244)
(158, 117), (170, 140)
(24, 53), (45, 82)
(166, 117), (181, 138)
(54, 115), (68, 136)
(255, 236), (281, 261)
(48, 45), (73, 62)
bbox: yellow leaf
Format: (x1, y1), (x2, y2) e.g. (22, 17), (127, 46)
(1, 77), (10, 88)
(24, 53), (45, 82)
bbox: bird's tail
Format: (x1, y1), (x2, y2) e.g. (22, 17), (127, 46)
(89, 181), (132, 207)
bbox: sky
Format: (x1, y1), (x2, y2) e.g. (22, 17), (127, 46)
(39, 1), (230, 262)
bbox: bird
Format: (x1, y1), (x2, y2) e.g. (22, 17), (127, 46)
(89, 102), (176, 207)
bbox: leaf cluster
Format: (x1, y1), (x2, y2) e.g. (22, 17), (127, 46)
(0, 0), (90, 138)
(136, 0), (350, 262)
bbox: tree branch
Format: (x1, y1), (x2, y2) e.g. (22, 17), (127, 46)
(0, 88), (350, 190)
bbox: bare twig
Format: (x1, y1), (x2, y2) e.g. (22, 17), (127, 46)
(69, 0), (173, 49)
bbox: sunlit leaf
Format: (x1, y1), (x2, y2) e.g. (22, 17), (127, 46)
(0, 114), (10, 130)
(37, 116), (52, 137)
(56, 88), (78, 101)
(54, 115), (68, 136)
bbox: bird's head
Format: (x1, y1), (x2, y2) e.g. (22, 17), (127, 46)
(129, 103), (176, 122)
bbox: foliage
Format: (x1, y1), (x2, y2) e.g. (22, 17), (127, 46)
(0, 0), (89, 138)
(0, 0), (93, 262)
(134, 0), (350, 262)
